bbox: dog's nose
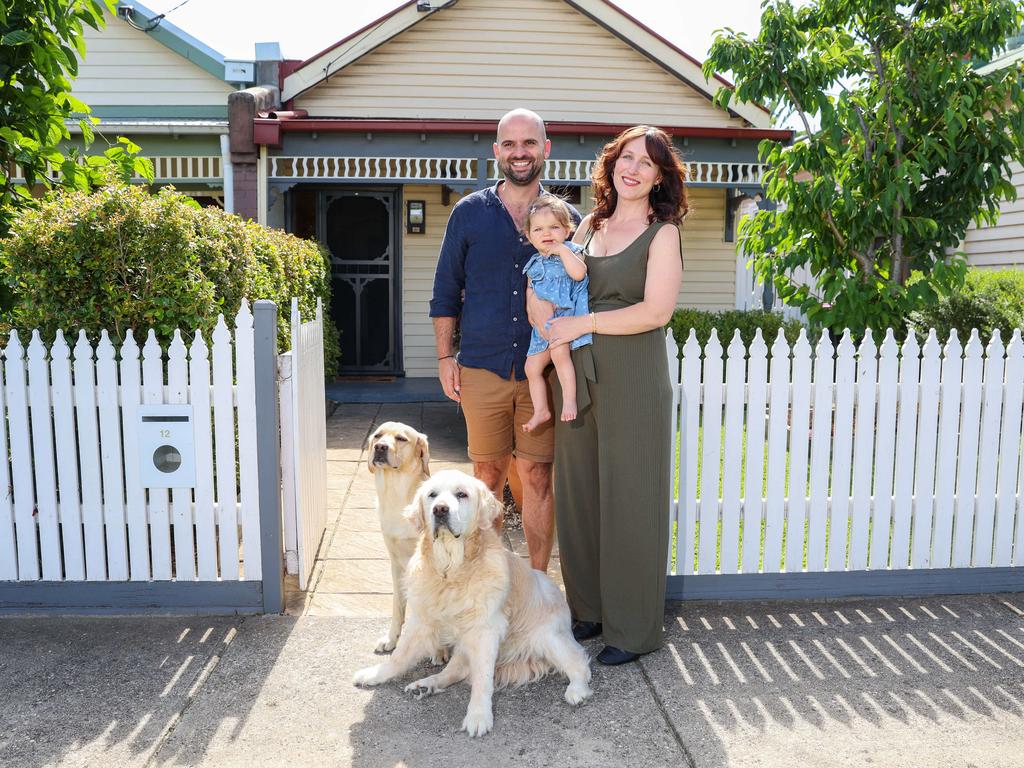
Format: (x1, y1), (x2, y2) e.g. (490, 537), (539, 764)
(373, 443), (388, 456)
(433, 503), (449, 520)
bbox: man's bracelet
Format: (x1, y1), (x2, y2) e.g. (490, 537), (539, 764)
(590, 312), (598, 334)
(438, 355), (455, 361)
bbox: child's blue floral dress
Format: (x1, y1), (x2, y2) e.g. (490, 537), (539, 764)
(523, 241), (593, 356)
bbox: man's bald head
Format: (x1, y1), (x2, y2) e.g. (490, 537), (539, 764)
(497, 108), (547, 143)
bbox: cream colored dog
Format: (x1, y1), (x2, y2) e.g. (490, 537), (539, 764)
(366, 421), (430, 654)
(353, 469), (592, 738)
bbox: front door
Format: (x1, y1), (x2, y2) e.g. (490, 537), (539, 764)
(321, 190), (401, 374)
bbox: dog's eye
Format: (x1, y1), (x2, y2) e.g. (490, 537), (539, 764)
(395, 435), (408, 442)
(455, 490), (468, 499)
(427, 490), (438, 498)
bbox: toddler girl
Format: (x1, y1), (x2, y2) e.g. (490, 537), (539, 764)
(522, 194), (592, 432)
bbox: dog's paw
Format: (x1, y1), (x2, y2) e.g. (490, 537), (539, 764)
(352, 665), (385, 687)
(429, 647), (450, 666)
(461, 707), (493, 738)
(564, 681), (593, 706)
(404, 678), (441, 699)
(375, 635), (397, 654)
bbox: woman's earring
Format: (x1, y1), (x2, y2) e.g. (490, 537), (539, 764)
(653, 183), (661, 193)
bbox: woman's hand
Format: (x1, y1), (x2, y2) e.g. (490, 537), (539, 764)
(526, 287), (555, 340)
(547, 314), (589, 348)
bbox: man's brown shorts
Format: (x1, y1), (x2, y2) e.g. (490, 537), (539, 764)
(459, 365), (554, 463)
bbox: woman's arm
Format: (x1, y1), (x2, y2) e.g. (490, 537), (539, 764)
(547, 224), (682, 346)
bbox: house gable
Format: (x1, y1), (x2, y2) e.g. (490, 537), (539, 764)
(287, 0), (761, 130)
(72, 6), (234, 118)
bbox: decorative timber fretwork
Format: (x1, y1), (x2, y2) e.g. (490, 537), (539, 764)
(269, 156), (767, 187)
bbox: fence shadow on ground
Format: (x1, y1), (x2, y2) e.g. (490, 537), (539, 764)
(648, 593), (1024, 766)
(0, 614), (294, 768)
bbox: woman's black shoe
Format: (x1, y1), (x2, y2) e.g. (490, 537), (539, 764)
(597, 645), (640, 665)
(571, 621), (602, 641)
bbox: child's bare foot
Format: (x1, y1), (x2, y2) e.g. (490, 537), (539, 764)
(522, 409), (551, 432)
(560, 402), (578, 422)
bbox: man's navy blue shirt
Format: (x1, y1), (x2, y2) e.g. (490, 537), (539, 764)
(429, 182), (581, 381)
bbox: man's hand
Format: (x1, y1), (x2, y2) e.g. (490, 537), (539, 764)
(526, 287), (555, 341)
(438, 357), (461, 402)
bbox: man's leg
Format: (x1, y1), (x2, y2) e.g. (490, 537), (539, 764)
(515, 458), (554, 572)
(459, 366), (515, 527)
(473, 456), (511, 528)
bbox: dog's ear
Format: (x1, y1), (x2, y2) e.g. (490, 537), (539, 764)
(478, 486), (504, 530)
(416, 432), (431, 477)
(366, 431), (378, 474)
(403, 486), (426, 534)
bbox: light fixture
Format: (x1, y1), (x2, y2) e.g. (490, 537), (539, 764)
(407, 200), (426, 234)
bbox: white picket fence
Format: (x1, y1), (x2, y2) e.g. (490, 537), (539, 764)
(280, 298), (328, 591)
(0, 302), (262, 583)
(668, 326), (1024, 577)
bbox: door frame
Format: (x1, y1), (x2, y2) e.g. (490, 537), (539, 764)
(293, 184), (404, 375)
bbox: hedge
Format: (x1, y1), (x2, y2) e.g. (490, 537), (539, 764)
(669, 308), (812, 352)
(909, 269), (1024, 344)
(0, 183), (338, 373)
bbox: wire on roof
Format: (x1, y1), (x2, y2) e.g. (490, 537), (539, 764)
(123, 0), (194, 34)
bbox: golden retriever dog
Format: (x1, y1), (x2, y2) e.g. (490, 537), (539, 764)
(353, 469), (592, 737)
(366, 421), (430, 654)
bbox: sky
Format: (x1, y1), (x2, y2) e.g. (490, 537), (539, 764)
(136, 0), (767, 63)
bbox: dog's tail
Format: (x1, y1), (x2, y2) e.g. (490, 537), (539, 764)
(494, 656), (556, 689)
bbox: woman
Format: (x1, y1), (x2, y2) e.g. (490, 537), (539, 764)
(543, 125), (686, 665)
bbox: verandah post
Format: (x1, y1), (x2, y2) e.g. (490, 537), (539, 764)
(254, 300), (285, 613)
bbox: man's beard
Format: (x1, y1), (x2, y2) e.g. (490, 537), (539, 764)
(499, 156), (544, 186)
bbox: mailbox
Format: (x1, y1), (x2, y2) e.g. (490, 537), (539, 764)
(137, 404), (196, 488)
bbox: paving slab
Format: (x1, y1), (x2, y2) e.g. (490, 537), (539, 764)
(0, 616), (242, 768)
(643, 594), (1024, 768)
(151, 616), (684, 768)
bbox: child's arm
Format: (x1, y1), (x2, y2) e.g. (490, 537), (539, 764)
(551, 243), (587, 281)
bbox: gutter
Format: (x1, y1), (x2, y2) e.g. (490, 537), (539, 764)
(252, 117), (794, 146)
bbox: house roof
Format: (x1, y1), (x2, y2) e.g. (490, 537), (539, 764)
(279, 0), (773, 129)
(976, 43), (1024, 75)
(114, 1), (228, 82)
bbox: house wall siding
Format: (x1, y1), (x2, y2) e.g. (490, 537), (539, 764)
(400, 184), (735, 377)
(73, 13), (233, 107)
(963, 160), (1024, 270)
(401, 184), (464, 378)
(294, 0), (747, 129)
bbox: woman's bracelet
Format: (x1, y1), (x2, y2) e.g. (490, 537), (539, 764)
(590, 312), (598, 334)
(438, 354), (455, 361)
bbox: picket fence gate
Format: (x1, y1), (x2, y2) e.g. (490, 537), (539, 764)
(666, 326), (1024, 599)
(280, 298), (328, 591)
(0, 300), (304, 613)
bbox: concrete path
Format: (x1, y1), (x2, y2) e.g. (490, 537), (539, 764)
(3, 404), (1024, 767)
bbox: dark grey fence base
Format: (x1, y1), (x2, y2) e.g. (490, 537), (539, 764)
(666, 567), (1024, 601)
(0, 580), (264, 615)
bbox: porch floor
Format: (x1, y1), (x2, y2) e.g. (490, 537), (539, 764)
(324, 376), (448, 404)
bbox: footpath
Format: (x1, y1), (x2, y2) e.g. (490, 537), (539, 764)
(2, 402), (1024, 767)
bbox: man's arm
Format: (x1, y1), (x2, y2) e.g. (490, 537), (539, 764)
(433, 316), (461, 402)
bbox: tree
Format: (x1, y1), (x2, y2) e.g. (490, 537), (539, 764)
(704, 0), (1024, 333)
(0, 0), (152, 237)
(1, 0), (153, 311)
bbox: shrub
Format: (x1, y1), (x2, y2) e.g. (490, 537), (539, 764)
(0, 183), (338, 373)
(669, 308), (813, 353)
(908, 269), (1024, 344)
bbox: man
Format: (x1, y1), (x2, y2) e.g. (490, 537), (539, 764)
(429, 108), (580, 573)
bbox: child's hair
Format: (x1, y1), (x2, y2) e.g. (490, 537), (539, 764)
(524, 193), (574, 233)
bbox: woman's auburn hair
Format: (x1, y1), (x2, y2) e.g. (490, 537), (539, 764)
(589, 125), (689, 230)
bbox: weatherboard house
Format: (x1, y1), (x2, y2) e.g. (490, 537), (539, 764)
(71, 0), (792, 377)
(227, 0), (793, 376)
